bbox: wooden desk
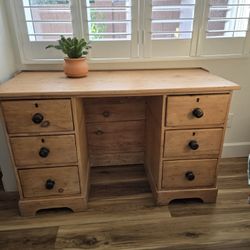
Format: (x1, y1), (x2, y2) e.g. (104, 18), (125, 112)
(0, 69), (240, 216)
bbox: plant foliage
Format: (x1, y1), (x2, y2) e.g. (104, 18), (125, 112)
(46, 36), (91, 58)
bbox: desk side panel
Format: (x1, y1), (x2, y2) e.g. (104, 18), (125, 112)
(145, 96), (165, 189)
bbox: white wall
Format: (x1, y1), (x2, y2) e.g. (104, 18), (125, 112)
(0, 0), (17, 191)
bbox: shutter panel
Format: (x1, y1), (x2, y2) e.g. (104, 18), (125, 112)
(144, 0), (198, 58)
(82, 0), (138, 59)
(13, 0), (75, 61)
(197, 0), (250, 56)
(22, 0), (73, 41)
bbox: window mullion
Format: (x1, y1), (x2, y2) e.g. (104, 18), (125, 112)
(196, 0), (209, 56)
(143, 0), (152, 58)
(71, 0), (84, 38)
(243, 19), (250, 55)
(190, 0), (206, 56)
(130, 0), (140, 58)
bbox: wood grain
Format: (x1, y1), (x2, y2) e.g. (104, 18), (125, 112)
(164, 128), (223, 159)
(162, 159), (217, 189)
(166, 94), (231, 128)
(145, 96), (164, 189)
(1, 99), (74, 134)
(0, 69), (240, 98)
(90, 152), (144, 167)
(87, 120), (145, 165)
(0, 227), (58, 250)
(10, 135), (77, 167)
(71, 97), (90, 198)
(56, 211), (250, 250)
(18, 166), (80, 198)
(84, 97), (146, 123)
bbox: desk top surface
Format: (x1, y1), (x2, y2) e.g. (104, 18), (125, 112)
(0, 68), (240, 98)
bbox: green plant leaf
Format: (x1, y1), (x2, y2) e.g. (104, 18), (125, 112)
(45, 36), (90, 58)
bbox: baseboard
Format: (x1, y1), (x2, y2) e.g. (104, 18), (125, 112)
(222, 142), (250, 158)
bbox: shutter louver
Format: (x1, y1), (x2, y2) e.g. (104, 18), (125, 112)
(22, 0), (73, 41)
(207, 0), (250, 38)
(151, 0), (196, 40)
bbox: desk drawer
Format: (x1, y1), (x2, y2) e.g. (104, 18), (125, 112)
(87, 120), (145, 166)
(2, 99), (73, 134)
(164, 128), (223, 159)
(10, 135), (78, 168)
(84, 97), (145, 123)
(162, 159), (217, 190)
(19, 166), (80, 198)
(166, 94), (230, 127)
(87, 120), (145, 154)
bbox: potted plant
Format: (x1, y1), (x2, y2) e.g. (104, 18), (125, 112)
(46, 36), (91, 78)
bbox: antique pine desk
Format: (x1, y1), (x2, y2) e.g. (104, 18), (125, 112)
(0, 68), (240, 216)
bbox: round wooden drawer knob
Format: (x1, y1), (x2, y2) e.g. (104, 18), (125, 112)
(185, 171), (195, 181)
(95, 130), (104, 135)
(192, 108), (204, 118)
(32, 113), (44, 124)
(39, 147), (50, 158)
(45, 179), (55, 190)
(188, 140), (199, 150)
(102, 111), (110, 118)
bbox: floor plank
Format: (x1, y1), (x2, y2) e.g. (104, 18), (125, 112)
(0, 157), (249, 250)
(0, 227), (58, 250)
(56, 212), (250, 250)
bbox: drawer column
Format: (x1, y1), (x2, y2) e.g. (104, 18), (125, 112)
(1, 98), (89, 216)
(145, 93), (232, 205)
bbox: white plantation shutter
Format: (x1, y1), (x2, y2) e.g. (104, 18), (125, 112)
(7, 0), (250, 62)
(197, 0), (250, 56)
(11, 0), (78, 61)
(81, 0), (138, 59)
(22, 0), (73, 41)
(144, 0), (199, 57)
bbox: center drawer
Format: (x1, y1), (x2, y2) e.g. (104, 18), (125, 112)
(84, 97), (146, 123)
(10, 135), (78, 167)
(1, 99), (74, 134)
(19, 166), (80, 198)
(162, 159), (217, 190)
(164, 128), (223, 160)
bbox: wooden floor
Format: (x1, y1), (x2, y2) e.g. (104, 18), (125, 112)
(0, 158), (250, 250)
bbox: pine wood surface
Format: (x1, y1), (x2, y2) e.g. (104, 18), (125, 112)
(10, 135), (78, 167)
(0, 69), (240, 98)
(0, 157), (249, 249)
(163, 128), (223, 159)
(18, 166), (80, 198)
(84, 97), (146, 123)
(162, 159), (217, 189)
(87, 120), (145, 166)
(166, 94), (230, 127)
(1, 99), (74, 134)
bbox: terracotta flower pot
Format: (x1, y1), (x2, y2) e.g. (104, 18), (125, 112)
(63, 57), (89, 78)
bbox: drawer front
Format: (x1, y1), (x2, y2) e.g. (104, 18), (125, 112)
(166, 94), (230, 127)
(10, 135), (78, 167)
(19, 166), (80, 198)
(87, 120), (145, 154)
(84, 97), (145, 123)
(2, 99), (73, 134)
(87, 120), (145, 166)
(164, 128), (223, 159)
(162, 159), (217, 189)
